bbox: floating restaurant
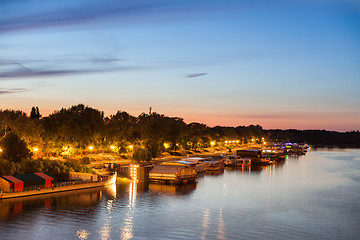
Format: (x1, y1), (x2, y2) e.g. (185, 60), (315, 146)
(149, 162), (197, 184)
(203, 160), (222, 171)
(178, 157), (205, 173)
(224, 154), (251, 167)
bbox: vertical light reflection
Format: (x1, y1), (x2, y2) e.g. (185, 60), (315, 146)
(217, 209), (226, 240)
(201, 209), (210, 240)
(105, 182), (117, 198)
(267, 164), (276, 184)
(272, 164), (275, 178)
(99, 199), (113, 240)
(121, 181), (137, 240)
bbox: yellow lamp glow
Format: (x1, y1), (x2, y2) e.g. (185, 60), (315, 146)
(210, 141), (215, 147)
(88, 146), (94, 150)
(163, 143), (169, 149)
(110, 145), (115, 150)
(130, 164), (139, 181)
(33, 147), (39, 152)
(129, 145), (134, 150)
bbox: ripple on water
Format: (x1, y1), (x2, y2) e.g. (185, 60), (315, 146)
(1, 149), (360, 240)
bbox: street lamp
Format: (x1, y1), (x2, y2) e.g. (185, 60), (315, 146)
(110, 145), (115, 150)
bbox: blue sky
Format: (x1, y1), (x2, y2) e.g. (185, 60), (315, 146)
(0, 0), (359, 131)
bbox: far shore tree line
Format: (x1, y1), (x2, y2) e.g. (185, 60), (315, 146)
(0, 104), (359, 178)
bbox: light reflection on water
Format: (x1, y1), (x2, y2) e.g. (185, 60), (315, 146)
(1, 148), (360, 240)
(120, 181), (136, 240)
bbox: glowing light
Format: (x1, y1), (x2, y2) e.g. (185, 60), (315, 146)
(128, 145), (133, 150)
(88, 146), (94, 150)
(0, 148), (2, 152)
(64, 147), (68, 150)
(236, 140), (239, 143)
(33, 147), (39, 152)
(225, 141), (228, 144)
(110, 145), (115, 150)
(210, 141), (216, 147)
(163, 143), (170, 149)
(129, 165), (138, 181)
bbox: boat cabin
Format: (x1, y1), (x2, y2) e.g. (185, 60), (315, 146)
(149, 162), (197, 184)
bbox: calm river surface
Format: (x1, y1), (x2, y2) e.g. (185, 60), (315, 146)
(1, 148), (360, 240)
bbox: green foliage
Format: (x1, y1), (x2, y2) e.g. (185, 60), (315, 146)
(0, 109), (43, 147)
(42, 104), (105, 153)
(0, 158), (16, 176)
(0, 158), (92, 181)
(80, 157), (90, 165)
(132, 145), (151, 163)
(0, 132), (31, 162)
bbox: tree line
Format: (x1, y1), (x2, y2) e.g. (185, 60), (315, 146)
(1, 104), (359, 165)
(0, 104), (265, 161)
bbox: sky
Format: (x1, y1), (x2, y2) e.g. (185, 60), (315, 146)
(0, 0), (359, 131)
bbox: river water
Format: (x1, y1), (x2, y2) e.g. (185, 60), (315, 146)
(1, 148), (360, 240)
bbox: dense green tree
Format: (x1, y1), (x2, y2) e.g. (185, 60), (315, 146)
(132, 144), (151, 163)
(105, 111), (137, 143)
(0, 132), (31, 162)
(30, 106), (41, 119)
(42, 104), (105, 154)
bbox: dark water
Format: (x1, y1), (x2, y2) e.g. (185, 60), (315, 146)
(1, 148), (360, 240)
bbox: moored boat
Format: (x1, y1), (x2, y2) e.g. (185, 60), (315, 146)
(149, 162), (197, 184)
(203, 160), (222, 171)
(234, 158), (251, 167)
(178, 157), (205, 173)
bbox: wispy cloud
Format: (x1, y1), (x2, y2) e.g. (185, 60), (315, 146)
(0, 88), (27, 94)
(186, 73), (207, 78)
(0, 58), (139, 79)
(0, 65), (138, 79)
(0, 0), (242, 34)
